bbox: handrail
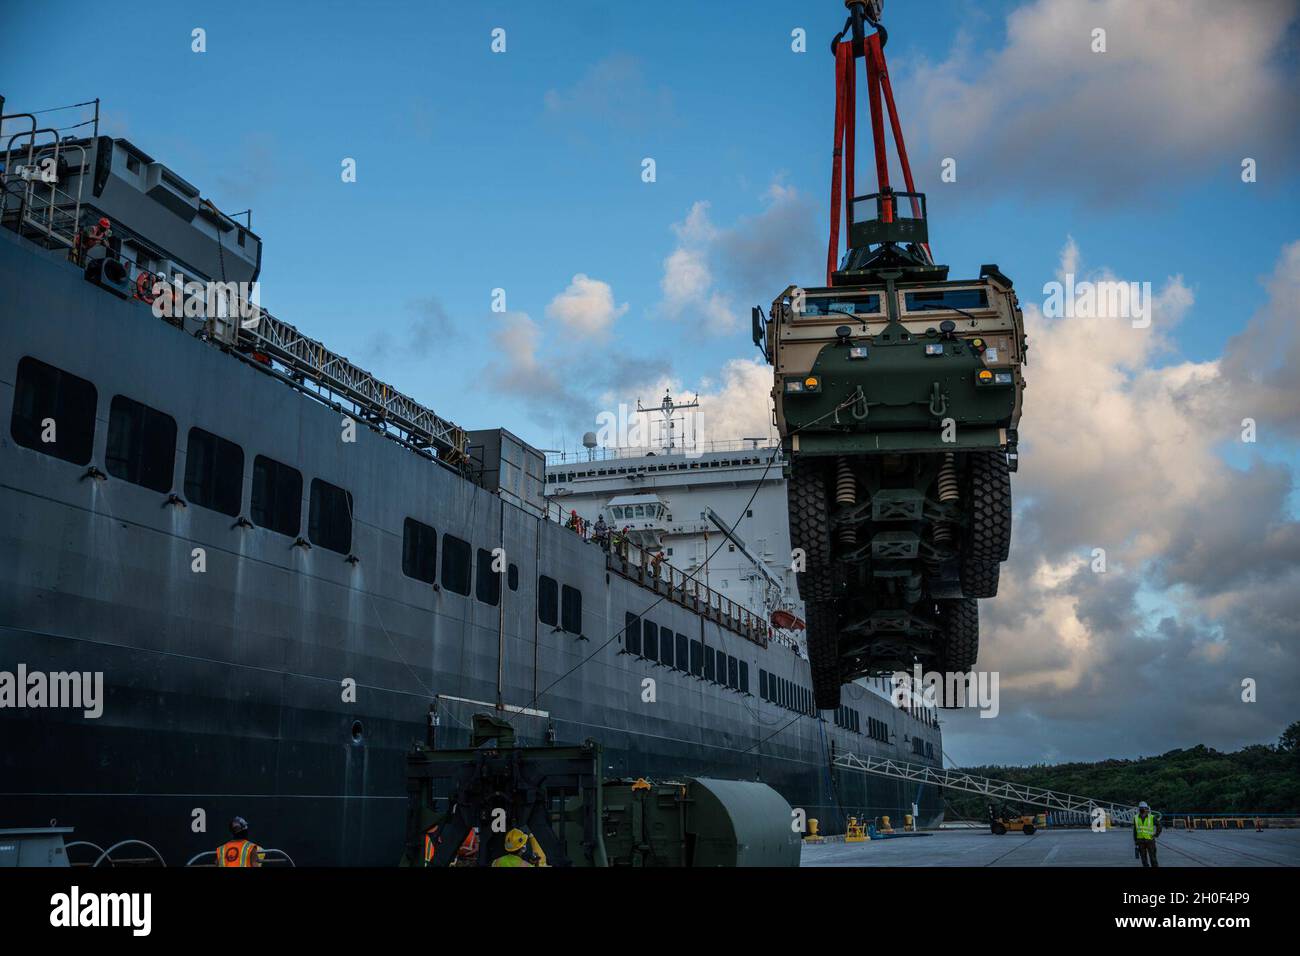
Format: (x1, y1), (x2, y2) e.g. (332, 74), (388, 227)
(186, 847), (296, 867)
(90, 838), (167, 867)
(546, 439), (779, 467)
(833, 751), (1142, 825)
(547, 501), (774, 647)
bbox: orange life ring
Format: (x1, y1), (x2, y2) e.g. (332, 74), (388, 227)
(135, 270), (158, 304)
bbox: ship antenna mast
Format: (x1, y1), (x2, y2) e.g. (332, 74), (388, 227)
(636, 389), (699, 453)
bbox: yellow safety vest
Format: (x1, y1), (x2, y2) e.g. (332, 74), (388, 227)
(1134, 814), (1156, 840)
(492, 852), (532, 867)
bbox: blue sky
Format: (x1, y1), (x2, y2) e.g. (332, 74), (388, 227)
(6, 0), (1296, 448)
(5, 0), (1299, 765)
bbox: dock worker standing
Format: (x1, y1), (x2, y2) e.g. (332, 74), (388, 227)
(492, 828), (533, 867)
(216, 817), (263, 867)
(1133, 801), (1162, 867)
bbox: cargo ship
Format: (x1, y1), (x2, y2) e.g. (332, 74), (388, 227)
(0, 99), (943, 865)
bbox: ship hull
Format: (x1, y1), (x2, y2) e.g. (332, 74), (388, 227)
(0, 228), (943, 865)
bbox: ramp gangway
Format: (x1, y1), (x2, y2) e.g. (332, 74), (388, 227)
(832, 751), (1138, 824)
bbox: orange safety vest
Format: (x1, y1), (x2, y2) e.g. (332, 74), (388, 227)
(216, 839), (261, 867)
(424, 827), (479, 864)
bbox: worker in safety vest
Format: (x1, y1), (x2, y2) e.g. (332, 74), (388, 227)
(216, 816), (263, 867)
(1133, 801), (1161, 867)
(491, 828), (533, 867)
(424, 825), (480, 865)
(72, 216), (112, 265)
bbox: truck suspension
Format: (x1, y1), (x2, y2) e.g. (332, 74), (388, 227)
(836, 457), (858, 547)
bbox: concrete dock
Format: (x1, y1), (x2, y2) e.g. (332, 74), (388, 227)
(799, 827), (1300, 867)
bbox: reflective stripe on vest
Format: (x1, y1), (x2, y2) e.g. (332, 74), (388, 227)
(1135, 814), (1156, 839)
(218, 839), (259, 866)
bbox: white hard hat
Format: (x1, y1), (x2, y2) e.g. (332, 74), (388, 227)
(1138, 801), (1150, 809)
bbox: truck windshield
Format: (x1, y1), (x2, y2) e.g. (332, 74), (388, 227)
(800, 295), (881, 317)
(904, 289), (989, 312)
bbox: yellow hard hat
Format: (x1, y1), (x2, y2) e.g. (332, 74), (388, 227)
(503, 828), (528, 852)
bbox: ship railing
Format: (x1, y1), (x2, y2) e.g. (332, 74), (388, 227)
(545, 500), (769, 646)
(0, 130), (86, 250)
(184, 847), (297, 867)
(545, 438), (780, 466)
(0, 149), (472, 471)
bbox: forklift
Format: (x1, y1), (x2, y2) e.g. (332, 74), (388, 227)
(988, 803), (1037, 835)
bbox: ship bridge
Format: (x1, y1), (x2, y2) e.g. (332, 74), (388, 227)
(603, 493), (670, 549)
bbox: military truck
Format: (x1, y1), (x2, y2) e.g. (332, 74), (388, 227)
(754, 188), (1026, 710)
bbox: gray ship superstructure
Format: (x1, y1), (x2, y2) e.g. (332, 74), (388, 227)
(0, 102), (943, 865)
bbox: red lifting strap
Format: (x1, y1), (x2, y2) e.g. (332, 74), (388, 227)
(826, 32), (928, 285)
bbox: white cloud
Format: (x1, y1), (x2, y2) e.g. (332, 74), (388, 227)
(906, 0), (1300, 198)
(943, 237), (1300, 763)
(542, 54), (674, 129)
(545, 273), (628, 338)
(657, 185), (819, 335)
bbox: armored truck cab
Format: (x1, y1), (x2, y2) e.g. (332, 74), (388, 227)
(755, 191), (1027, 709)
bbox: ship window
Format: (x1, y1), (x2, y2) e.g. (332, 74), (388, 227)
(561, 585), (582, 634)
(441, 534), (472, 595)
(625, 613), (641, 655)
(476, 549), (500, 606)
(690, 640), (703, 677)
(675, 633), (688, 671)
(184, 427), (243, 517)
(10, 357), (97, 465)
(251, 455), (302, 537)
(703, 645), (715, 681)
(659, 629), (674, 668)
(106, 394), (177, 492)
(402, 518), (437, 584)
(508, 563), (519, 591)
(308, 478), (353, 554)
(759, 670), (768, 701)
(642, 621), (658, 662)
(727, 656), (738, 690)
(538, 575), (558, 625)
(738, 661), (749, 694)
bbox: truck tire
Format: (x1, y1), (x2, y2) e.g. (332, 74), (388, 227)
(960, 452), (1011, 598)
(788, 458), (833, 602)
(934, 599), (978, 701)
(806, 600), (842, 710)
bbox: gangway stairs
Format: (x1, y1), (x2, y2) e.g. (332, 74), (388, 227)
(832, 751), (1139, 824)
